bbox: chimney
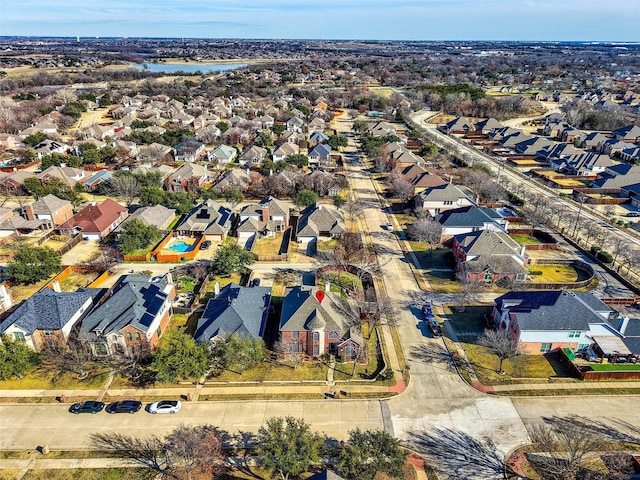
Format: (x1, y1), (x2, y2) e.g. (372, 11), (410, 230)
(24, 204), (35, 221)
(165, 272), (173, 285)
(618, 315), (630, 335)
(52, 281), (61, 293)
(261, 206), (269, 222)
(325, 281), (330, 293)
(214, 281), (220, 296)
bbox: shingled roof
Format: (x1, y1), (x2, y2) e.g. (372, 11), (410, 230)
(0, 289), (102, 336)
(58, 199), (126, 235)
(495, 290), (614, 332)
(194, 283), (271, 343)
(79, 276), (172, 338)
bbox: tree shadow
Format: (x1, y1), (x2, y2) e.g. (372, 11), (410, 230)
(408, 427), (505, 479)
(409, 343), (457, 373)
(228, 430), (265, 480)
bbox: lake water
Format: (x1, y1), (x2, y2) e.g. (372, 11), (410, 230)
(133, 62), (248, 74)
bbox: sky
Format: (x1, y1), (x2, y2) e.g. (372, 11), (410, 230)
(1, 0), (639, 42)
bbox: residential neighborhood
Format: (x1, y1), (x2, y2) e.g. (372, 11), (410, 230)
(0, 35), (639, 480)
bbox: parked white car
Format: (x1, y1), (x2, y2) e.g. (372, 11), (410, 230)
(148, 400), (182, 414)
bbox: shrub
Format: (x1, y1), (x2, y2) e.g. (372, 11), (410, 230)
(528, 270), (543, 276)
(597, 250), (613, 263)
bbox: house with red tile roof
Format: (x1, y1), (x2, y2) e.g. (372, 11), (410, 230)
(58, 198), (128, 240)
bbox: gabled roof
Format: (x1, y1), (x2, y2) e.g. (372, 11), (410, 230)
(475, 118), (502, 132)
(417, 183), (475, 203)
(166, 162), (208, 183)
(79, 276), (172, 337)
(280, 286), (343, 332)
(59, 199), (126, 235)
(176, 138), (204, 155)
(240, 196), (289, 218)
(495, 290), (613, 332)
(0, 289), (102, 335)
(195, 283), (271, 342)
(308, 143), (331, 158)
(29, 194), (70, 215)
(178, 199), (233, 234)
(307, 470), (346, 480)
(613, 124), (640, 140)
(118, 205), (175, 231)
(296, 204), (345, 238)
(455, 230), (520, 256)
(437, 206), (503, 228)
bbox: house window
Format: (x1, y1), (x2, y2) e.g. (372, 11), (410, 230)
(568, 331), (581, 338)
(126, 332), (132, 341)
(345, 344), (356, 357)
(157, 327), (162, 338)
(43, 330), (55, 337)
(291, 331), (299, 340)
(313, 345), (319, 356)
(328, 331), (339, 340)
(95, 343), (108, 355)
(577, 343), (590, 352)
(443, 201), (453, 206)
(313, 332), (319, 341)
(540, 343), (552, 353)
(13, 332), (25, 342)
(484, 273), (492, 281)
(134, 332), (141, 341)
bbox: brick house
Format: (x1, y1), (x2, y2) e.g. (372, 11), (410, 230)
(279, 286), (364, 361)
(79, 275), (175, 357)
(493, 290), (618, 355)
(23, 194), (73, 228)
(58, 198), (128, 240)
(0, 288), (101, 352)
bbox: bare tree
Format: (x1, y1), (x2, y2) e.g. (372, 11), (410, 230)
(477, 328), (519, 374)
(107, 173), (140, 207)
(343, 199), (366, 231)
(39, 338), (93, 380)
(92, 424), (225, 480)
(407, 217), (443, 256)
(528, 416), (606, 480)
(91, 432), (170, 475)
(455, 265), (484, 312)
(274, 338), (305, 370)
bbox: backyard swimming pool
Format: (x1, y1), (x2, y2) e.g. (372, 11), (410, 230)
(167, 240), (194, 253)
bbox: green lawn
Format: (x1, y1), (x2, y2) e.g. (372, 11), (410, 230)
(510, 234), (543, 245)
(408, 243), (453, 270)
(462, 344), (575, 385)
(444, 305), (492, 334)
(589, 363), (640, 372)
(0, 368), (110, 390)
(527, 265), (591, 283)
(209, 360), (328, 382)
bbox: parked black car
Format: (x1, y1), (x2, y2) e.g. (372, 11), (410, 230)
(427, 319), (443, 338)
(200, 240), (212, 250)
(69, 401), (105, 414)
(106, 400), (142, 414)
(252, 278), (261, 287)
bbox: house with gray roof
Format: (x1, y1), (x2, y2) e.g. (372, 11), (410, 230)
(165, 162), (210, 193)
(23, 193), (73, 228)
(279, 286), (364, 360)
(174, 139), (206, 163)
(238, 145), (267, 167)
(209, 144), (237, 165)
(295, 203), (345, 243)
(445, 116), (476, 134)
(308, 143), (332, 166)
(612, 125), (640, 144)
(493, 290), (618, 354)
(195, 283), (271, 344)
(414, 183), (476, 216)
(79, 275), (175, 356)
(175, 200), (233, 242)
(475, 118), (503, 134)
(116, 205), (176, 232)
(437, 206), (508, 237)
(83, 170), (113, 193)
(0, 288), (103, 352)
(237, 196), (290, 241)
(453, 230), (528, 284)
